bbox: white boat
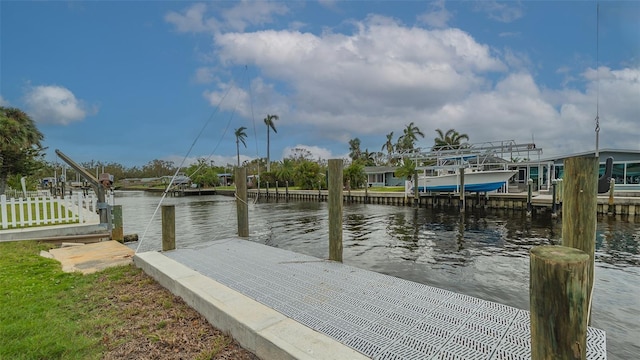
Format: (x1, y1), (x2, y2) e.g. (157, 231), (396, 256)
(417, 169), (516, 193)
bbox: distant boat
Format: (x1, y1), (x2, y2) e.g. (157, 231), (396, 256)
(417, 169), (516, 193)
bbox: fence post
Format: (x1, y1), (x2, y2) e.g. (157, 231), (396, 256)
(111, 205), (124, 242)
(236, 167), (249, 237)
(530, 245), (589, 360)
(562, 156), (597, 324)
(161, 205), (175, 251)
(328, 159), (343, 262)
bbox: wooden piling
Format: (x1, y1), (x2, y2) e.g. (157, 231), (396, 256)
(551, 180), (558, 219)
(161, 205), (176, 251)
(608, 178), (615, 214)
(562, 156), (597, 324)
(459, 167), (465, 212)
(235, 167), (249, 238)
(413, 170), (419, 206)
(285, 180), (289, 201)
(111, 205), (124, 242)
(328, 159), (343, 262)
(530, 245), (589, 360)
(527, 178), (533, 216)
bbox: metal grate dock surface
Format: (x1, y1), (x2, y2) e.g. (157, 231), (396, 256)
(165, 239), (606, 360)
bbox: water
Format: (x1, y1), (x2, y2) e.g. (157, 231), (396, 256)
(115, 190), (640, 360)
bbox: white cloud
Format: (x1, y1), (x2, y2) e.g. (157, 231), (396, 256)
(24, 85), (93, 125)
(222, 0), (288, 32)
(418, 0), (453, 29)
(193, 67), (217, 84)
(475, 1), (524, 23)
(165, 3), (217, 33)
(0, 95), (9, 106)
(213, 16), (506, 137)
(165, 1), (288, 34)
(282, 144), (335, 161)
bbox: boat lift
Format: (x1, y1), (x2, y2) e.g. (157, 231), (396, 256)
(391, 139), (543, 168)
(55, 149), (112, 230)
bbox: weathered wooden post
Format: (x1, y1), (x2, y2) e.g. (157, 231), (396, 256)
(328, 159), (343, 262)
(562, 156), (597, 324)
(265, 181), (269, 199)
(235, 167), (249, 238)
(551, 180), (558, 219)
(364, 181), (369, 204)
(527, 178), (533, 216)
(318, 180), (322, 201)
(459, 167), (465, 212)
(414, 170), (419, 206)
(161, 205), (176, 251)
(275, 180), (279, 201)
(530, 245), (589, 360)
(285, 180), (289, 201)
(608, 178), (615, 215)
(111, 204), (124, 242)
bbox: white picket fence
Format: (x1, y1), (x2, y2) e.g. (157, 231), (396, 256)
(0, 193), (114, 230)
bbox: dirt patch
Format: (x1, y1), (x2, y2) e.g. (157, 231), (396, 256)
(96, 266), (258, 360)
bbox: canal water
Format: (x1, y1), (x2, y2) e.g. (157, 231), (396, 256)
(116, 190), (639, 360)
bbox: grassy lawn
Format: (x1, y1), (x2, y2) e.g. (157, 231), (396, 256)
(0, 241), (254, 360)
(0, 241), (107, 359)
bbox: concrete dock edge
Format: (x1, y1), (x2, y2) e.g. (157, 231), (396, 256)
(134, 251), (369, 360)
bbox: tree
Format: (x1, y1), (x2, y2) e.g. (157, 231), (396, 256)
(0, 107), (45, 195)
(293, 160), (323, 190)
(264, 114), (279, 172)
(395, 158), (417, 185)
(360, 149), (376, 167)
(234, 126), (248, 167)
(348, 138), (362, 163)
(344, 161), (367, 189)
(433, 128), (469, 150)
(397, 122), (425, 151)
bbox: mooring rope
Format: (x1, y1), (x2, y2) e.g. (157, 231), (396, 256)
(135, 67), (248, 254)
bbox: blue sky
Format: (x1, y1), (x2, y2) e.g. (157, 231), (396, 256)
(2, 1), (639, 169)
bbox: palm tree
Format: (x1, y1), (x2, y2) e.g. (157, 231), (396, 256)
(348, 138), (362, 163)
(433, 128), (469, 150)
(234, 126), (248, 167)
(264, 114), (279, 172)
(397, 122), (425, 151)
(0, 107), (44, 195)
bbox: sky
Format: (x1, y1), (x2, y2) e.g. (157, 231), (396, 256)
(1, 0), (639, 169)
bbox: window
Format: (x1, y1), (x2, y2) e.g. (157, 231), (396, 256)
(626, 162), (640, 184)
(613, 164), (625, 184)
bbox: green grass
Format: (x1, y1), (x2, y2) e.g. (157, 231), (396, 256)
(0, 241), (123, 359)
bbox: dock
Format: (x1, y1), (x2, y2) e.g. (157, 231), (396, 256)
(134, 238), (607, 359)
(227, 188), (640, 217)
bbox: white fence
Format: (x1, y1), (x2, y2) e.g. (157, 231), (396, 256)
(0, 193), (114, 230)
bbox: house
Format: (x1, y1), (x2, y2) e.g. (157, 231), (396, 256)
(364, 166), (406, 187)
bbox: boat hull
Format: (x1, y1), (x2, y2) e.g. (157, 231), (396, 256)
(418, 170), (516, 193)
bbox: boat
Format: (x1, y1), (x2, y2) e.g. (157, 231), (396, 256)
(417, 168), (517, 193)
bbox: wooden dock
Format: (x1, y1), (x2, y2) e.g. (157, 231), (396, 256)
(154, 238), (607, 360)
(219, 188), (640, 217)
